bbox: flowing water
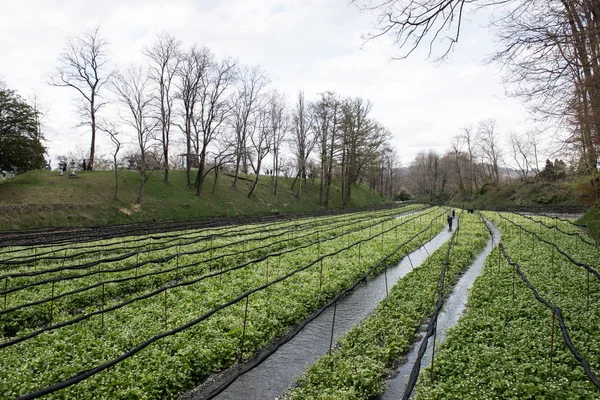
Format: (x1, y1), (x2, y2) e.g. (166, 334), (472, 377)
(189, 223), (455, 400)
(381, 221), (501, 399)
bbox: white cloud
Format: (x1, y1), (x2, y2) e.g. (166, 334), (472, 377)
(0, 0), (537, 167)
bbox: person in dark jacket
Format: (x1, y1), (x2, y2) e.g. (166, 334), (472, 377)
(447, 215), (453, 231)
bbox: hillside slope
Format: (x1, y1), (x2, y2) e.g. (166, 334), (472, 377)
(0, 170), (387, 231)
(452, 180), (585, 211)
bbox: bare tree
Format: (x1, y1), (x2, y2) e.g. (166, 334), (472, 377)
(356, 0), (600, 173)
(325, 98), (341, 207)
(383, 147), (402, 198)
(509, 131), (529, 181)
(312, 91), (341, 206)
(290, 91), (317, 198)
(176, 46), (209, 187)
(491, 0), (600, 172)
(99, 122), (121, 200)
(457, 125), (479, 194)
(339, 97), (389, 206)
(210, 140), (236, 194)
(407, 150), (446, 201)
(144, 32), (181, 183)
(353, 0), (487, 60)
(194, 55), (237, 197)
(231, 65), (269, 188)
(508, 129), (545, 180)
(248, 101), (273, 198)
(267, 90), (288, 196)
(49, 26), (111, 170)
(448, 135), (467, 196)
(477, 119), (503, 184)
(112, 65), (156, 203)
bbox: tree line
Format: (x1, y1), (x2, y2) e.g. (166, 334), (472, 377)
(405, 119), (576, 202)
(49, 27), (399, 205)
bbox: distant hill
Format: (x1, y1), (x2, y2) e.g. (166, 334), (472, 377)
(0, 170), (387, 231)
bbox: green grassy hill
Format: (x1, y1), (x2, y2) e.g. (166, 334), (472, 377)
(452, 180), (584, 210)
(0, 169), (387, 230)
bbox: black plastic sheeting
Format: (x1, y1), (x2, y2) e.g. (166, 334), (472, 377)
(0, 203), (409, 247)
(0, 210), (421, 320)
(401, 212), (462, 400)
(2, 209), (436, 348)
(473, 205), (587, 216)
(538, 212), (588, 228)
(1, 209), (400, 289)
(496, 212), (600, 282)
(486, 213), (600, 390)
(13, 211), (445, 399)
(1, 207), (410, 264)
(196, 214), (446, 399)
(514, 212), (595, 246)
(497, 241), (600, 390)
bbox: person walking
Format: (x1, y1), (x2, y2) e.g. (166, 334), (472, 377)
(447, 214), (453, 231)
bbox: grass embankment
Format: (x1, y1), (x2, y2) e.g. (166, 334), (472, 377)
(0, 170), (387, 231)
(452, 180), (582, 210)
(579, 205), (600, 243)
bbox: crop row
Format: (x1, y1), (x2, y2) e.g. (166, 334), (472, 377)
(1, 208), (444, 399)
(2, 206), (416, 279)
(0, 205), (415, 260)
(0, 206), (425, 339)
(0, 210), (332, 251)
(513, 212), (595, 247)
(286, 211), (490, 399)
(414, 212), (600, 399)
(1, 205), (422, 269)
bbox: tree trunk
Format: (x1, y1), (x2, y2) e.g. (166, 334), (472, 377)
(324, 133), (335, 207)
(163, 145), (169, 183)
(89, 98), (96, 170)
(195, 150), (207, 197)
(248, 160), (262, 198)
(291, 170), (300, 192)
(232, 152), (241, 188)
(113, 156), (119, 201)
(340, 145), (346, 206)
(212, 166), (219, 194)
(186, 132), (191, 188)
(273, 150), (279, 196)
(296, 166), (304, 199)
(137, 171), (146, 204)
(344, 178), (352, 207)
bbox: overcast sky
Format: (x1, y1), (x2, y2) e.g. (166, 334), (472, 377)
(0, 0), (535, 168)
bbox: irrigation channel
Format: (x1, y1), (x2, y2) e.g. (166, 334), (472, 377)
(185, 218), (456, 400)
(381, 220), (501, 399)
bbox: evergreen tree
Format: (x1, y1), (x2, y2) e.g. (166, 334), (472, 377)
(0, 84), (46, 173)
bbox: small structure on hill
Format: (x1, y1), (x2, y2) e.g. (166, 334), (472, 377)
(58, 160), (67, 176)
(69, 160), (79, 179)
